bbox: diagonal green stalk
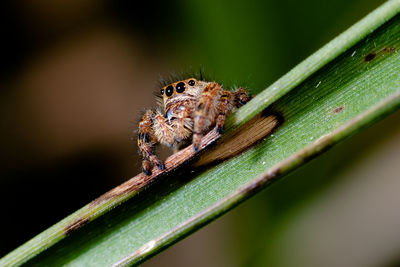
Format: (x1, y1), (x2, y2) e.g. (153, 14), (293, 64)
(2, 0), (400, 266)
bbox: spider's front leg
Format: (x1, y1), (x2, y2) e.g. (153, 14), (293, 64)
(233, 87), (252, 107)
(215, 87), (252, 133)
(216, 90), (233, 134)
(193, 82), (223, 151)
(138, 110), (165, 175)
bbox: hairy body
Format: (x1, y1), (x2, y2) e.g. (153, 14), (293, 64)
(137, 78), (250, 175)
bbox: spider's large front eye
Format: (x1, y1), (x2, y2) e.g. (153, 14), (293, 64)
(166, 85), (174, 97)
(176, 82), (185, 93)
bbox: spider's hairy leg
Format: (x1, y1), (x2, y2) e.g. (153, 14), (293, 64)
(193, 82), (222, 152)
(153, 110), (175, 147)
(216, 90), (233, 134)
(172, 106), (192, 143)
(233, 87), (252, 107)
(138, 110), (164, 175)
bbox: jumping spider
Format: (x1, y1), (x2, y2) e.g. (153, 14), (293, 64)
(138, 78), (251, 175)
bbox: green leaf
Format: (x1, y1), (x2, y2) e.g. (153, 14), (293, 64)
(2, 0), (400, 266)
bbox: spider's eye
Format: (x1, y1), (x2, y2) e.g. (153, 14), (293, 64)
(176, 82), (185, 93)
(160, 89), (164, 95)
(188, 80), (195, 86)
(166, 85), (174, 97)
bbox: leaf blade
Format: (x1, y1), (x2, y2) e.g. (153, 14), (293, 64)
(2, 1), (400, 266)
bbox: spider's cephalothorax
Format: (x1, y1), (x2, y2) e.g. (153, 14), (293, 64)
(138, 78), (251, 175)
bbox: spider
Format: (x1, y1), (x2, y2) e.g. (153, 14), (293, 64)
(137, 77), (251, 175)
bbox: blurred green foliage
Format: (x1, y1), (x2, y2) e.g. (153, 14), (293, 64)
(164, 0), (385, 91)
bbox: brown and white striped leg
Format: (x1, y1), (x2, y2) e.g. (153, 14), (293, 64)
(216, 90), (233, 134)
(138, 110), (164, 175)
(193, 82), (222, 151)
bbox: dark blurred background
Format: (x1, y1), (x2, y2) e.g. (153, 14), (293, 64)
(2, 0), (400, 266)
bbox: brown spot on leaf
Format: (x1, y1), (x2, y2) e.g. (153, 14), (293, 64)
(334, 106), (344, 113)
(257, 167), (281, 185)
(240, 167), (282, 195)
(91, 174), (150, 205)
(383, 46), (397, 53)
(364, 52), (376, 62)
(194, 113), (280, 167)
(64, 217), (90, 235)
